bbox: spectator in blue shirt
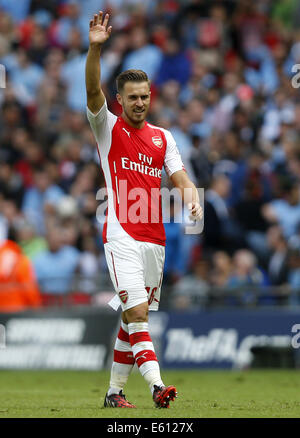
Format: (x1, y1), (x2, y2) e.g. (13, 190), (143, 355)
(155, 38), (191, 87)
(22, 165), (65, 234)
(1, 49), (44, 106)
(32, 225), (80, 294)
(122, 27), (162, 81)
(61, 53), (87, 112)
(262, 179), (300, 239)
(244, 44), (279, 95)
(226, 249), (270, 306)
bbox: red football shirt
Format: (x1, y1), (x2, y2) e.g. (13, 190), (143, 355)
(87, 101), (184, 246)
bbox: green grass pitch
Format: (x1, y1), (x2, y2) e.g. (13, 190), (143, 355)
(0, 369), (299, 418)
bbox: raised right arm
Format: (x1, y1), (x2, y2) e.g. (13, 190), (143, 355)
(85, 11), (112, 114)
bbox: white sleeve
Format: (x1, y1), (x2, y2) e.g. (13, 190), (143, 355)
(86, 101), (117, 155)
(163, 129), (185, 177)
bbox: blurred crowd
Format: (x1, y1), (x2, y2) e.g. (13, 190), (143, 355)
(1, 0), (300, 311)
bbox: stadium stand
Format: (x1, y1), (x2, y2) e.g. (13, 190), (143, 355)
(1, 0), (300, 308)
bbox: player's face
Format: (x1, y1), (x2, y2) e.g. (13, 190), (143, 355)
(117, 81), (151, 128)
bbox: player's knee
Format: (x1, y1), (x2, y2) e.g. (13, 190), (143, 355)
(128, 310), (148, 323)
(132, 314), (147, 322)
(125, 302), (148, 323)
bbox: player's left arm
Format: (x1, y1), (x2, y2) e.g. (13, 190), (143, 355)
(170, 170), (203, 221)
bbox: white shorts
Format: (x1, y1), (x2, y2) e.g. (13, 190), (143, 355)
(104, 236), (165, 312)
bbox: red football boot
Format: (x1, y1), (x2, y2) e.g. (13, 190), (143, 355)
(153, 385), (177, 408)
(104, 390), (136, 408)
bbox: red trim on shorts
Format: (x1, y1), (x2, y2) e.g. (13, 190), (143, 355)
(135, 350), (158, 367)
(118, 327), (130, 343)
(129, 331), (151, 346)
(114, 350), (135, 365)
(111, 251), (118, 287)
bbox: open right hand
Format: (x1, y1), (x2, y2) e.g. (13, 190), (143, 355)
(89, 11), (112, 46)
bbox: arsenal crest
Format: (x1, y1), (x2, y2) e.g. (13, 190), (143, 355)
(119, 290), (128, 304)
(152, 136), (163, 148)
